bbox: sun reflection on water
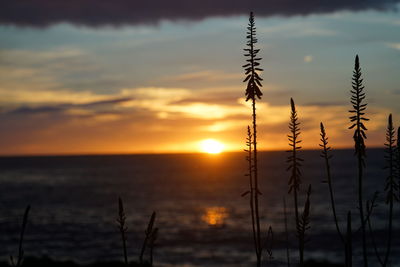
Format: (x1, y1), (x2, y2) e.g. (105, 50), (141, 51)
(201, 206), (228, 227)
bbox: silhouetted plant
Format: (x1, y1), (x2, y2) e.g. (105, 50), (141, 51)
(345, 211), (352, 267)
(397, 127), (400, 200)
(283, 197), (290, 267)
(116, 197), (128, 265)
(320, 122), (344, 242)
(348, 55), (369, 267)
(368, 114), (399, 266)
(297, 185), (311, 265)
(242, 126), (257, 255)
(139, 212), (156, 265)
(366, 192), (384, 265)
(382, 114), (398, 266)
(148, 227), (158, 267)
(265, 226), (274, 260)
(320, 122), (352, 265)
(242, 11), (263, 266)
(10, 205), (30, 267)
(287, 98), (304, 266)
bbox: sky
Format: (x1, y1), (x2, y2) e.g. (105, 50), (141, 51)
(0, 1), (399, 155)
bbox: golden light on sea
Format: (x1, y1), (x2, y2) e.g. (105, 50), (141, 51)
(202, 207), (228, 227)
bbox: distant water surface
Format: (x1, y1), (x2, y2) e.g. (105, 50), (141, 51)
(0, 150), (399, 266)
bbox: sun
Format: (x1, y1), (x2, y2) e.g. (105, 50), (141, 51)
(200, 139), (224, 154)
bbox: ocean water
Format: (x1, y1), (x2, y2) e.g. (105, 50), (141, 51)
(0, 149), (399, 266)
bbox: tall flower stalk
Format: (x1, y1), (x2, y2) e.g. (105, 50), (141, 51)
(243, 11), (263, 266)
(382, 114), (398, 266)
(287, 98), (304, 265)
(348, 55), (369, 267)
(320, 122), (344, 242)
(397, 127), (400, 200)
(367, 116), (398, 267)
(320, 122), (355, 266)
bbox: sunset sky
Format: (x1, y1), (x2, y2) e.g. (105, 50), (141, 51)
(0, 1), (399, 155)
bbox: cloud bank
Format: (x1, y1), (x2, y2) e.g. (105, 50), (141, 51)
(1, 0), (399, 27)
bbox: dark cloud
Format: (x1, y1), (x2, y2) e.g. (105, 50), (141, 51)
(303, 101), (347, 106)
(1, 0), (399, 27)
(170, 96), (240, 106)
(392, 89), (400, 95)
(80, 97), (133, 107)
(6, 97), (133, 115)
(9, 106), (64, 115)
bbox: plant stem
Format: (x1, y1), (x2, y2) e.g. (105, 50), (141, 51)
(284, 197), (290, 267)
(140, 211), (156, 264)
(252, 97), (262, 266)
(117, 198), (128, 265)
(345, 211), (352, 267)
(16, 205), (30, 267)
(357, 139), (368, 267)
(246, 126), (258, 256)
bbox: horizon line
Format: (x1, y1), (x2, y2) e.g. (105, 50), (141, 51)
(0, 146), (386, 158)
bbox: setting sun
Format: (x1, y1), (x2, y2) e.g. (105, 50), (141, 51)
(199, 139), (224, 154)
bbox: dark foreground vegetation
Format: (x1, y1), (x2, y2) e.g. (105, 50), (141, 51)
(0, 257), (343, 267)
(0, 257), (150, 267)
(241, 11), (398, 267)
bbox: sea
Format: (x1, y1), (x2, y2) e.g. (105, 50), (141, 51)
(0, 149), (399, 266)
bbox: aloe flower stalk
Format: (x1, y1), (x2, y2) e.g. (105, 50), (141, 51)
(381, 114), (398, 266)
(348, 55), (369, 267)
(243, 11), (264, 266)
(287, 98), (304, 266)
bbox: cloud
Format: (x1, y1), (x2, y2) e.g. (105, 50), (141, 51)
(259, 22), (337, 37)
(5, 97), (133, 117)
(386, 42), (400, 50)
(160, 70), (242, 84)
(9, 106), (64, 115)
(304, 55), (313, 63)
(1, 0), (399, 27)
(303, 101), (348, 106)
(2, 86), (247, 121)
(0, 48), (112, 94)
(0, 88), (113, 105)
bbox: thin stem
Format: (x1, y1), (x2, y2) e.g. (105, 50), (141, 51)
(140, 212), (156, 264)
(284, 197), (290, 267)
(320, 123), (344, 244)
(345, 211), (352, 267)
(367, 213), (384, 265)
(117, 198), (128, 265)
(245, 126), (258, 255)
(149, 228), (158, 267)
(15, 205), (30, 267)
(358, 140), (367, 267)
(252, 97), (262, 265)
